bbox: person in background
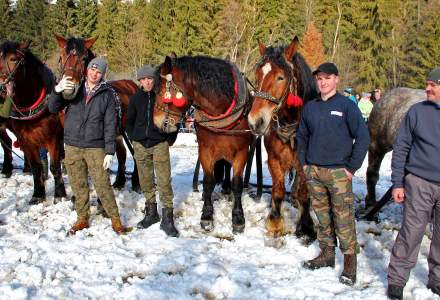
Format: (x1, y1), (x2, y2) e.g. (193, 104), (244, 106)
(48, 57), (129, 235)
(371, 88), (382, 103)
(343, 87), (357, 104)
(126, 64), (179, 237)
(387, 67), (440, 300)
(358, 92), (374, 123)
(297, 62), (370, 286)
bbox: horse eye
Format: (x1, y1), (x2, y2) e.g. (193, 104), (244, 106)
(277, 76), (285, 81)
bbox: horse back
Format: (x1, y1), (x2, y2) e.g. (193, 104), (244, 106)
(108, 79), (139, 127)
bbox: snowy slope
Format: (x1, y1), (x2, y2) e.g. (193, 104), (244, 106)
(0, 133), (438, 299)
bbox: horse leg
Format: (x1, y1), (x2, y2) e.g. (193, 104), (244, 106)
(24, 147), (46, 205)
(131, 160), (141, 193)
(0, 129), (13, 178)
(199, 151), (215, 231)
(46, 137), (66, 202)
(365, 143), (386, 209)
(291, 157), (316, 244)
(266, 157), (286, 237)
(112, 135), (126, 189)
(22, 155), (31, 174)
(231, 152), (247, 234)
(220, 161), (232, 197)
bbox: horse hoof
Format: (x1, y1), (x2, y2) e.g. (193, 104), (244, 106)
(200, 219), (214, 232)
(53, 197), (64, 204)
(112, 181), (125, 190)
(232, 223), (245, 234)
(29, 197), (45, 205)
(2, 172), (12, 178)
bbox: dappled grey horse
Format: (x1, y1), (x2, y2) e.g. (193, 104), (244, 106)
(365, 87), (425, 208)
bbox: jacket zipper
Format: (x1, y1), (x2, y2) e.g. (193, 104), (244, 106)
(146, 91), (151, 137)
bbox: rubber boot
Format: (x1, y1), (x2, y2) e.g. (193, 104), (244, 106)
(303, 246), (335, 270)
(137, 202), (160, 229)
(160, 207), (179, 237)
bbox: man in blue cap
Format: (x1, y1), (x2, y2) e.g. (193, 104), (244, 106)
(48, 57), (128, 235)
(387, 66), (440, 299)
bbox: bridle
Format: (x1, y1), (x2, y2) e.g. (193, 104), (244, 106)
(0, 49), (26, 94)
(58, 48), (87, 83)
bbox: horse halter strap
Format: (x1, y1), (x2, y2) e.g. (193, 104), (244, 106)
(155, 73), (188, 125)
(0, 49), (26, 93)
(58, 48), (86, 81)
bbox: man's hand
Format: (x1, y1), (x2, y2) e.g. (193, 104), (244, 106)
(392, 187), (405, 203)
(344, 168), (353, 180)
(103, 154), (113, 170)
(5, 82), (14, 97)
(54, 76), (75, 93)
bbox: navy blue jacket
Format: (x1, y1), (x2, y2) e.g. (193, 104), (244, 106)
(391, 100), (440, 188)
(297, 92), (370, 173)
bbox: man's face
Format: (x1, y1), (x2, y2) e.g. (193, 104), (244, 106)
(426, 80), (440, 102)
(140, 77), (155, 92)
(374, 89), (381, 100)
(86, 67), (103, 86)
(316, 72), (339, 96)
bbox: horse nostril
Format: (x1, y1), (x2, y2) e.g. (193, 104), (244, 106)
(250, 117), (265, 135)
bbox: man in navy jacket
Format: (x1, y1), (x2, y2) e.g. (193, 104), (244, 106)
(298, 62), (369, 286)
(387, 67), (440, 299)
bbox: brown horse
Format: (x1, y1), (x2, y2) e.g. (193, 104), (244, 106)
(247, 37), (317, 241)
(153, 55), (253, 233)
(54, 35), (140, 191)
(0, 41), (66, 204)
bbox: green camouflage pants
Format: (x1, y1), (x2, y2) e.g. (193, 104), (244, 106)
(133, 141), (174, 208)
(64, 145), (120, 219)
(305, 165), (358, 254)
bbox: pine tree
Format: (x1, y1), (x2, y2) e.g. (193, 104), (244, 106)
(94, 0), (119, 55)
(49, 0), (77, 38)
(299, 21), (326, 69)
(74, 0), (98, 38)
(0, 0), (12, 40)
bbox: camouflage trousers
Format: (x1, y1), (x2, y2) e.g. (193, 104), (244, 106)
(64, 145), (120, 220)
(305, 165), (358, 254)
(133, 141), (174, 208)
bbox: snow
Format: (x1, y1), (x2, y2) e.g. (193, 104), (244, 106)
(0, 133), (439, 299)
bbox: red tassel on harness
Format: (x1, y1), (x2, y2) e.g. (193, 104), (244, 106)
(172, 95), (186, 108)
(286, 93), (303, 107)
(13, 140), (21, 148)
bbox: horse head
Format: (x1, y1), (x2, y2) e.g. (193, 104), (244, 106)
(0, 41), (30, 97)
(248, 37), (303, 136)
(154, 55), (192, 133)
(54, 34), (96, 100)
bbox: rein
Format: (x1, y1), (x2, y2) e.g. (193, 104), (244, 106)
(0, 50), (25, 94)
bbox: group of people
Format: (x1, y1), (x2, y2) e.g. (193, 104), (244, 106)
(48, 58), (179, 237)
(298, 61), (440, 299)
(343, 86), (382, 123)
(1, 54), (440, 299)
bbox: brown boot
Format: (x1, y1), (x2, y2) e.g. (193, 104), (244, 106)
(111, 217), (130, 235)
(303, 246), (335, 270)
(68, 218), (89, 235)
(339, 254), (357, 286)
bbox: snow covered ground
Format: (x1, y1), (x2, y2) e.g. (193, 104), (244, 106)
(0, 133), (438, 299)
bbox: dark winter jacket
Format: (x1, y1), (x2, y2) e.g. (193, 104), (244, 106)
(125, 89), (177, 148)
(391, 100), (440, 188)
(48, 82), (117, 154)
(297, 92), (370, 174)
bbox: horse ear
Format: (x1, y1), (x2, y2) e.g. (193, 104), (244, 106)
(54, 34), (67, 49)
(18, 41), (31, 50)
(169, 51), (177, 59)
(284, 36), (299, 61)
(84, 37), (97, 50)
(258, 40), (266, 56)
(161, 56), (173, 75)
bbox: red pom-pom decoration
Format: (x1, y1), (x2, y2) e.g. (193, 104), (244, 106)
(286, 93), (303, 107)
(172, 96), (187, 108)
(13, 140), (21, 148)
(163, 91), (173, 103)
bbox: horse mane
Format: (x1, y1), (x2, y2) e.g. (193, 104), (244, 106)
(257, 45), (318, 103)
(169, 56), (235, 103)
(0, 41), (54, 91)
(65, 37), (95, 63)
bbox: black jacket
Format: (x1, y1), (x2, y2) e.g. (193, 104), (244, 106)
(297, 92), (370, 174)
(125, 89), (177, 148)
(48, 82), (117, 154)
(392, 101), (440, 188)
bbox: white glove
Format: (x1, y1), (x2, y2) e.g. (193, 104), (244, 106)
(54, 76), (75, 93)
(103, 154), (113, 170)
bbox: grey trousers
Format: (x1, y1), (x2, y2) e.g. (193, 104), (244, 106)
(388, 173), (440, 287)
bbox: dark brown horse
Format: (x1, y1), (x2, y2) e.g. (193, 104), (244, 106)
(247, 37), (317, 241)
(0, 41), (66, 204)
(153, 55), (253, 233)
(54, 35), (140, 191)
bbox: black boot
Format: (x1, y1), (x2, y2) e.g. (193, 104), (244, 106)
(339, 254), (357, 286)
(160, 207), (179, 237)
(137, 202), (160, 229)
(387, 284), (403, 300)
(427, 282), (440, 296)
(303, 246), (335, 270)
